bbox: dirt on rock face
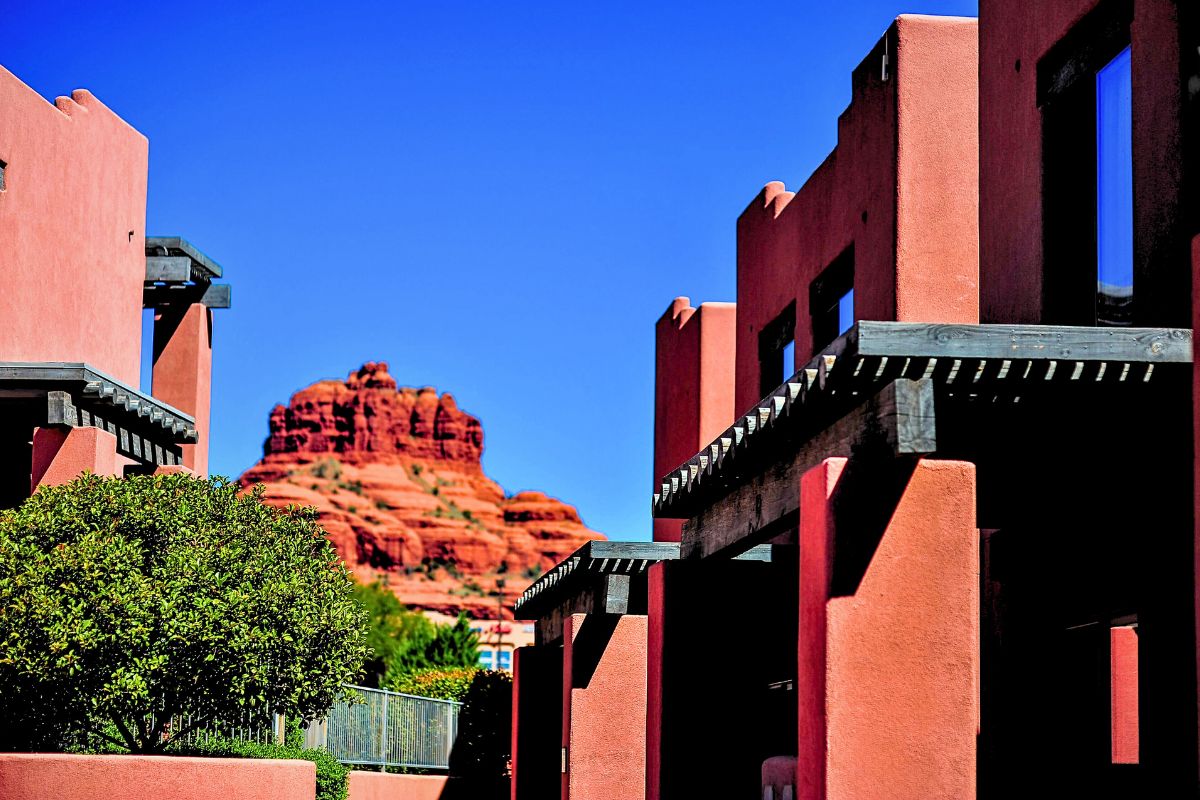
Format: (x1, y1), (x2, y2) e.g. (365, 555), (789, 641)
(238, 362), (603, 617)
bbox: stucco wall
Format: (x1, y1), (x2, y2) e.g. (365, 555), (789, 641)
(652, 297), (736, 541)
(0, 753), (315, 800)
(0, 68), (147, 384)
(561, 613), (647, 800)
(346, 771), (449, 800)
(798, 458), (978, 800)
(734, 16), (978, 412)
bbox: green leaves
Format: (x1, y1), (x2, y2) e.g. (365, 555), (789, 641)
(353, 581), (479, 687)
(0, 473), (369, 753)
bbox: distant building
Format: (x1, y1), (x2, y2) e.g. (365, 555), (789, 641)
(425, 610), (537, 672)
(511, 4), (1200, 799)
(0, 66), (231, 504)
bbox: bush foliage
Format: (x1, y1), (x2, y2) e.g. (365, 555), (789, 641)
(0, 473), (369, 753)
(171, 734), (350, 800)
(353, 580), (478, 686)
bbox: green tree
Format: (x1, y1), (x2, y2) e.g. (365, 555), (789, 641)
(0, 473), (368, 753)
(353, 580), (479, 687)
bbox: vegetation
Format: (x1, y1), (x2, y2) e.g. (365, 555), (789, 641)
(353, 580), (479, 687)
(0, 473), (368, 753)
(309, 458), (343, 481)
(171, 734), (350, 800)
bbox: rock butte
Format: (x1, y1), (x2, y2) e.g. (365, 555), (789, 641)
(239, 362), (603, 617)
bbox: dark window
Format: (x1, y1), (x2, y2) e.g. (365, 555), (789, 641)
(0, 159), (7, 192)
(1039, 0), (1132, 325)
(758, 303), (795, 397)
(810, 245), (855, 354)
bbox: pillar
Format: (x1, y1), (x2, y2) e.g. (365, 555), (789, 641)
(512, 646), (563, 800)
(647, 557), (797, 800)
(152, 302), (212, 475)
(561, 614), (647, 800)
(30, 426), (119, 491)
(797, 457), (978, 800)
(652, 298), (736, 541)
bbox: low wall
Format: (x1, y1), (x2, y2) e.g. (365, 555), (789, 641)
(347, 771), (449, 800)
(0, 753), (316, 800)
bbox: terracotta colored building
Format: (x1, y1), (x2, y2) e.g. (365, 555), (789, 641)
(512, 3), (1200, 799)
(0, 66), (231, 506)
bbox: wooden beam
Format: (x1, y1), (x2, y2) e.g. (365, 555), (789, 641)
(853, 321), (1192, 363)
(680, 378), (937, 560)
(145, 256), (194, 283)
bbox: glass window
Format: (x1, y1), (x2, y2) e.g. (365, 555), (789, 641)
(781, 339), (795, 381)
(498, 650), (512, 670)
(478, 650), (494, 669)
(1096, 46), (1133, 325)
(810, 246), (854, 354)
(837, 288), (855, 336)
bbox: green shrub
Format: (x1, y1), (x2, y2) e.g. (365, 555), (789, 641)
(354, 582), (478, 687)
(310, 458), (343, 481)
(171, 734), (349, 800)
(389, 667), (478, 702)
(0, 473), (369, 753)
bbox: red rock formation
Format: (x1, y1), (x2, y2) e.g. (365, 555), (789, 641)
(239, 362), (603, 617)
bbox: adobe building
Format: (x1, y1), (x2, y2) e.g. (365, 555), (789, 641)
(512, 2), (1200, 799)
(0, 65), (231, 507)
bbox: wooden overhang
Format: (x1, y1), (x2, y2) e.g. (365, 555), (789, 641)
(652, 322), (1193, 559)
(0, 362), (197, 467)
(144, 236), (231, 309)
(514, 540), (775, 643)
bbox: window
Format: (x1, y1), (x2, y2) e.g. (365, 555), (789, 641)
(758, 303), (796, 397)
(478, 650), (494, 669)
(1039, 0), (1133, 325)
(810, 246), (855, 354)
(1096, 47), (1133, 325)
(0, 159), (7, 191)
(498, 650), (512, 671)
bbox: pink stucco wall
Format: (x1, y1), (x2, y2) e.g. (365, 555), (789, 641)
(1110, 625), (1140, 765)
(561, 613), (647, 800)
(0, 68), (148, 385)
(798, 458), (978, 800)
(30, 426), (119, 491)
(652, 297), (736, 541)
(0, 753), (315, 800)
(734, 16), (978, 412)
(153, 302), (214, 474)
(346, 771), (448, 800)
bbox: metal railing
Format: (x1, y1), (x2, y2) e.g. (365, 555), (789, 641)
(175, 706), (284, 747)
(304, 684), (462, 770)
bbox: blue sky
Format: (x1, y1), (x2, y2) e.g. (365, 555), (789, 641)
(7, 0), (977, 540)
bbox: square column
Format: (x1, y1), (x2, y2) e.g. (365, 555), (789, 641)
(798, 457), (978, 800)
(30, 426), (119, 491)
(152, 302), (212, 475)
(647, 558), (797, 800)
(512, 646), (564, 800)
(561, 613), (647, 800)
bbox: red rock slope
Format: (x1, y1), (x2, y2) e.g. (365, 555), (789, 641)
(238, 362), (603, 617)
